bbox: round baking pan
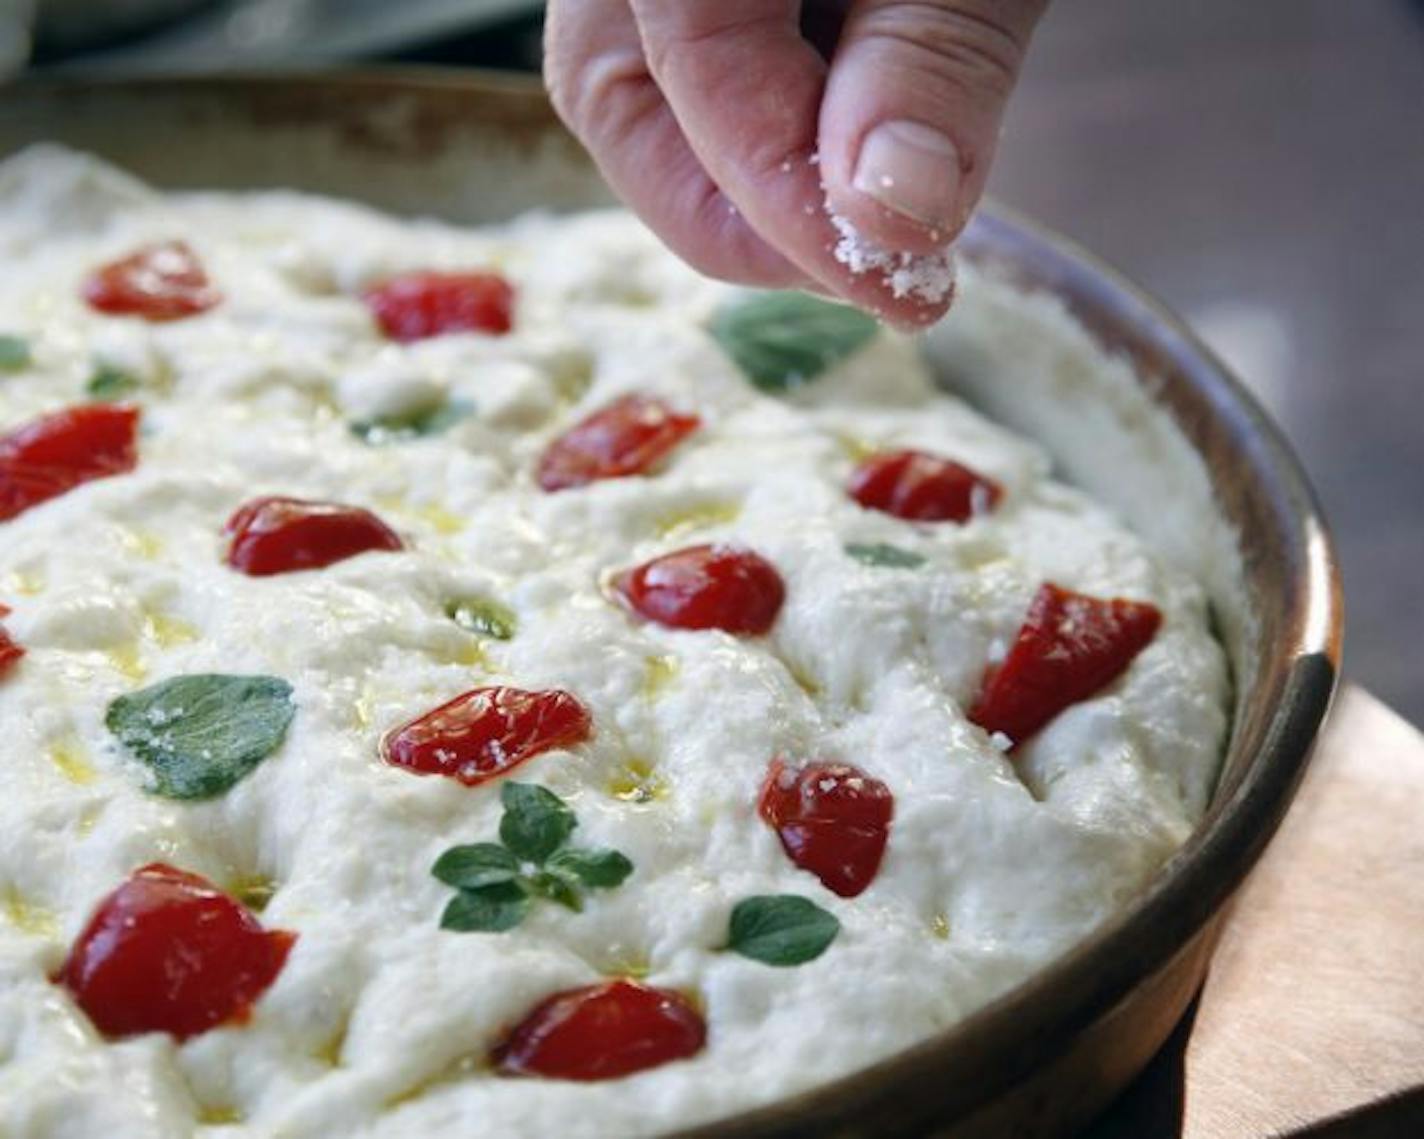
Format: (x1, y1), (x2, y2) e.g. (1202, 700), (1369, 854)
(0, 71), (1344, 1138)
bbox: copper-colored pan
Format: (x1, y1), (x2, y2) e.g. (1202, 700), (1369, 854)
(0, 70), (1343, 1138)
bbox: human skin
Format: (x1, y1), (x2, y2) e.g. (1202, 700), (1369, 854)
(544, 1), (1048, 327)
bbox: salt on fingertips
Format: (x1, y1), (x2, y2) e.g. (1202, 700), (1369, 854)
(827, 211), (957, 305)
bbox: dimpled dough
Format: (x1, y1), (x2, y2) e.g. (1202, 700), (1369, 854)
(0, 147), (1228, 1139)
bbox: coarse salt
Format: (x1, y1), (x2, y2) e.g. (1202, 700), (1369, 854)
(828, 210), (957, 305)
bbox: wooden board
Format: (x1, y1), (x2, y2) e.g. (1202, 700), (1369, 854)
(1085, 685), (1424, 1137)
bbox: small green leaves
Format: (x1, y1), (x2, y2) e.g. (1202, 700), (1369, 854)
(727, 895), (840, 966)
(445, 596), (516, 640)
(710, 292), (878, 392)
(440, 881), (529, 932)
(500, 782), (577, 863)
(433, 783), (635, 933)
(844, 542), (926, 569)
(546, 846), (634, 889)
(431, 843), (521, 890)
(106, 674), (296, 800)
(351, 399), (469, 444)
(0, 335), (31, 372)
(86, 365), (141, 401)
(529, 869), (583, 912)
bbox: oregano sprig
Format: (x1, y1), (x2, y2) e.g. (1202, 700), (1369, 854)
(433, 782), (633, 932)
(351, 398), (469, 444)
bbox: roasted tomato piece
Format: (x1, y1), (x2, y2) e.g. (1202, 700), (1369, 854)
(0, 404), (140, 522)
(56, 863), (294, 1041)
(83, 241), (220, 321)
(0, 623), (22, 677)
(537, 394), (700, 492)
(382, 686), (592, 787)
(969, 582), (1163, 746)
(363, 271), (514, 341)
(848, 448), (1001, 523)
(615, 544), (784, 635)
(493, 979), (706, 1081)
(225, 496), (403, 576)
(759, 759), (894, 898)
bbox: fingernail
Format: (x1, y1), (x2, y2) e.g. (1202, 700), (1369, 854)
(852, 120), (961, 231)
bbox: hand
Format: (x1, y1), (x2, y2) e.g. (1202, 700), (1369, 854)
(545, 1), (1047, 327)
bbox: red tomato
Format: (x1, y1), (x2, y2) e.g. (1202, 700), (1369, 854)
(848, 449), (1001, 523)
(0, 624), (22, 677)
(382, 686), (592, 786)
(615, 545), (784, 635)
(759, 759), (894, 898)
(82, 241), (220, 321)
(224, 496), (403, 576)
(55, 863), (294, 1041)
(363, 271), (514, 341)
(0, 404), (140, 522)
(537, 394), (700, 492)
(493, 979), (706, 1081)
(969, 582), (1163, 746)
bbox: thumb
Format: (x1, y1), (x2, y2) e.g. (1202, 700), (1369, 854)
(820, 1), (1046, 253)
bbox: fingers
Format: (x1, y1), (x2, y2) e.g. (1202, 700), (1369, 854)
(820, 0), (1047, 253)
(544, 0), (812, 288)
(627, 0), (951, 326)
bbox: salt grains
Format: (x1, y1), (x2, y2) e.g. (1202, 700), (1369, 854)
(828, 211), (957, 305)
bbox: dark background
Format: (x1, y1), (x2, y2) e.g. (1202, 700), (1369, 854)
(32, 0), (1424, 722)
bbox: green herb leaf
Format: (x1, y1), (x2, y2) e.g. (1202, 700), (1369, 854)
(0, 335), (31, 372)
(844, 542), (926, 569)
(727, 895), (840, 966)
(106, 674), (296, 800)
(546, 846), (634, 889)
(86, 365), (141, 401)
(499, 782), (577, 864)
(431, 843), (521, 890)
(445, 597), (516, 640)
(351, 399), (469, 445)
(709, 292), (879, 393)
(434, 784), (636, 933)
(440, 881), (530, 932)
(528, 869), (583, 912)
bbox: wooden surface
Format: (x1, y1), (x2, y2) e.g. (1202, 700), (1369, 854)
(1085, 684), (1424, 1137)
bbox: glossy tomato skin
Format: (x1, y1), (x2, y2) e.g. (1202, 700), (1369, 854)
(363, 271), (514, 341)
(848, 449), (1001, 523)
(616, 545), (785, 635)
(83, 241), (220, 321)
(493, 979), (706, 1081)
(56, 863), (294, 1041)
(0, 404), (141, 522)
(225, 496), (403, 576)
(969, 582), (1163, 746)
(382, 686), (592, 787)
(537, 394), (700, 492)
(759, 759), (894, 898)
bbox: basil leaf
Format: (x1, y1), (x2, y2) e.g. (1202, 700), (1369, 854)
(845, 542), (926, 569)
(727, 895), (840, 966)
(440, 881), (530, 932)
(0, 335), (31, 372)
(710, 292), (878, 392)
(106, 674), (296, 800)
(351, 399), (469, 445)
(499, 782), (577, 864)
(86, 365), (140, 401)
(546, 846), (634, 889)
(445, 597), (516, 640)
(528, 869), (583, 912)
(431, 843), (521, 890)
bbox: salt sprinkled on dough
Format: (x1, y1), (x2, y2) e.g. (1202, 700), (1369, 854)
(828, 210), (957, 305)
